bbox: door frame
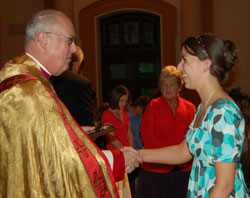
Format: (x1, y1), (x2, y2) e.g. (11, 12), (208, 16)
(79, 0), (176, 106)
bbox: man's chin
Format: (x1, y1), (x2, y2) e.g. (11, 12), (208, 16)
(54, 66), (69, 76)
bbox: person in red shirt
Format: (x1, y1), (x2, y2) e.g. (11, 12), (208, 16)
(102, 85), (135, 197)
(102, 85), (134, 150)
(136, 65), (196, 198)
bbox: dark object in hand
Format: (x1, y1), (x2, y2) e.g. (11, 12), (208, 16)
(89, 124), (116, 139)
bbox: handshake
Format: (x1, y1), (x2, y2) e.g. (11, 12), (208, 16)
(120, 147), (143, 173)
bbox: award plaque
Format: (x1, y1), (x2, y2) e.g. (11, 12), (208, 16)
(88, 124), (117, 140)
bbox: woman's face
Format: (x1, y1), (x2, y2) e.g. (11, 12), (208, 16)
(160, 77), (180, 101)
(177, 47), (204, 90)
(118, 94), (129, 110)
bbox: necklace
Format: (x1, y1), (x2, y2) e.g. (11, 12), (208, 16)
(200, 86), (221, 114)
(110, 108), (123, 121)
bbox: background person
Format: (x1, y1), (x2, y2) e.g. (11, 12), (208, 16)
(94, 102), (110, 149)
(129, 95), (150, 150)
(128, 95), (150, 196)
(95, 102), (110, 128)
(102, 85), (134, 150)
(50, 45), (95, 127)
(101, 85), (135, 197)
(136, 65), (196, 198)
(139, 33), (250, 197)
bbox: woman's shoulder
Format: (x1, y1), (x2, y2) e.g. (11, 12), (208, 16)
(150, 96), (168, 106)
(208, 98), (243, 121)
(211, 98), (240, 112)
(102, 109), (112, 116)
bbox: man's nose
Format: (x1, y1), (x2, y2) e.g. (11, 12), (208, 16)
(71, 42), (77, 53)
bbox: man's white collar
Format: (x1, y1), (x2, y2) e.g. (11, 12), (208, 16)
(25, 52), (51, 75)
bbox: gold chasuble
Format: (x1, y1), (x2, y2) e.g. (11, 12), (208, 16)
(0, 54), (119, 197)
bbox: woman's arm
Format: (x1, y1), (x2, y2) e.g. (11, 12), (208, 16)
(106, 132), (124, 149)
(102, 110), (123, 149)
(139, 140), (192, 165)
(209, 162), (235, 198)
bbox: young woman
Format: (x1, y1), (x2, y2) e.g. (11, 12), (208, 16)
(139, 33), (249, 197)
(102, 85), (134, 197)
(102, 85), (134, 149)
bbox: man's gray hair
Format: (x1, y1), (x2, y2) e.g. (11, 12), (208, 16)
(25, 9), (65, 46)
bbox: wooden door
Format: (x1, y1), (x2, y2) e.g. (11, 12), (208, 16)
(100, 12), (161, 101)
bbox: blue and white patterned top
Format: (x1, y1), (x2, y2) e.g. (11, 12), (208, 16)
(185, 98), (249, 198)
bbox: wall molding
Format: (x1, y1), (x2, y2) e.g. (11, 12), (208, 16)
(79, 0), (176, 104)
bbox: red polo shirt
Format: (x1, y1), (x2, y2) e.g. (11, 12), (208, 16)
(141, 96), (196, 173)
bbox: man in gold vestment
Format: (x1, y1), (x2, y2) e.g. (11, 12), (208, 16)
(0, 9), (140, 197)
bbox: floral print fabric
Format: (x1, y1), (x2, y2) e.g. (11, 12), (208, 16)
(185, 98), (249, 197)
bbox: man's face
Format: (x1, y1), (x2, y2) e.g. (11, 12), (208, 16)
(46, 14), (77, 76)
(135, 106), (143, 118)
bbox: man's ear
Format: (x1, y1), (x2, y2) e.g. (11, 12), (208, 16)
(203, 58), (212, 72)
(36, 32), (48, 49)
(70, 62), (77, 73)
(72, 62), (81, 73)
(72, 64), (77, 73)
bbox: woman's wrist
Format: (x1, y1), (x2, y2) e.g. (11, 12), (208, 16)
(138, 149), (144, 162)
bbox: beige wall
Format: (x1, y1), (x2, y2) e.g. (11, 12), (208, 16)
(214, 0), (250, 95)
(0, 0), (249, 97)
(74, 0), (181, 63)
(0, 0), (44, 65)
(75, 0), (250, 95)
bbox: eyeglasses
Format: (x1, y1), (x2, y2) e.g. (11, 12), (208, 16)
(45, 32), (75, 46)
(162, 83), (178, 88)
(195, 35), (209, 58)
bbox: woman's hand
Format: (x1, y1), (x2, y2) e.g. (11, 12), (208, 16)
(120, 147), (143, 173)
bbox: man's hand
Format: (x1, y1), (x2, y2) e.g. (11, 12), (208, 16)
(120, 147), (142, 173)
(81, 126), (95, 134)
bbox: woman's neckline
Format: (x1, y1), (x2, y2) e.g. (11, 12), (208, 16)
(109, 108), (124, 122)
(191, 97), (236, 129)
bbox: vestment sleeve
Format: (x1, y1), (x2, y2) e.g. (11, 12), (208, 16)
(102, 150), (125, 181)
(101, 111), (125, 181)
(110, 149), (125, 181)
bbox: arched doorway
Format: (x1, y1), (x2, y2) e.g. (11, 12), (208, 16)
(79, 0), (176, 105)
